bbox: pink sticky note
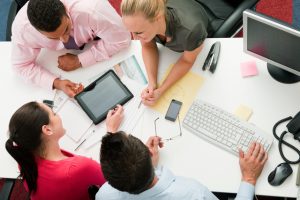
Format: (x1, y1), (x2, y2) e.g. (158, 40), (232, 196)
(240, 61), (258, 77)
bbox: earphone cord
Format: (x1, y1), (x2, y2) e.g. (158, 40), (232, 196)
(273, 116), (300, 164)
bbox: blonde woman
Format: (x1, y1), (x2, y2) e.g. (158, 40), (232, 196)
(121, 0), (210, 106)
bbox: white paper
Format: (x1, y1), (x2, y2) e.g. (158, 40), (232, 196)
(58, 99), (93, 142)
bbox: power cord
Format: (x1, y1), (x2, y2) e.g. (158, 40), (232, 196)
(273, 116), (300, 164)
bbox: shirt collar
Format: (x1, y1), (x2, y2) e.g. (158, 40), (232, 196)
(136, 165), (175, 198)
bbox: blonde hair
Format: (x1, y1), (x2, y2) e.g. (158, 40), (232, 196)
(121, 0), (166, 21)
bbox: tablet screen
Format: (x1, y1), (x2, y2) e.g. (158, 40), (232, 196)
(75, 70), (133, 124)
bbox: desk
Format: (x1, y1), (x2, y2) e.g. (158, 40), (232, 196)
(0, 38), (299, 197)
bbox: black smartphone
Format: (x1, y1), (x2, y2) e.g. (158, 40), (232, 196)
(165, 99), (182, 122)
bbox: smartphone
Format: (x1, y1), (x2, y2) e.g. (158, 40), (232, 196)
(165, 99), (182, 122)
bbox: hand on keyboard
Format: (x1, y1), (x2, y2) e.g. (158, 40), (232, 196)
(239, 142), (268, 185)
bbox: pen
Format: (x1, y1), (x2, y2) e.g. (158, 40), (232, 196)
(138, 100), (142, 109)
(74, 129), (95, 151)
(74, 138), (86, 151)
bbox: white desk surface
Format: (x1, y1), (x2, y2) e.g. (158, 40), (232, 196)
(0, 38), (299, 197)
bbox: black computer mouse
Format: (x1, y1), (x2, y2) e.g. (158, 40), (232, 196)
(268, 163), (293, 186)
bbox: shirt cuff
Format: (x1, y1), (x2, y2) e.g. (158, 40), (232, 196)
(41, 73), (59, 91)
(78, 49), (97, 67)
(236, 181), (255, 200)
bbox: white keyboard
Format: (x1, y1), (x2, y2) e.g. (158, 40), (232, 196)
(183, 99), (273, 156)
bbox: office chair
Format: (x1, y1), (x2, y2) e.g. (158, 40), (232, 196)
(88, 185), (100, 200)
(196, 0), (259, 37)
(0, 179), (16, 200)
(0, 0), (17, 41)
(15, 0), (29, 12)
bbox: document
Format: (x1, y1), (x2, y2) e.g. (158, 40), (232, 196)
(113, 55), (148, 85)
(151, 65), (205, 117)
(57, 99), (93, 142)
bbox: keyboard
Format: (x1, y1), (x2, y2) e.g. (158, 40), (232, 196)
(183, 99), (273, 156)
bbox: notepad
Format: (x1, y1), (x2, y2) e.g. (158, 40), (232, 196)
(234, 105), (253, 121)
(240, 61), (258, 77)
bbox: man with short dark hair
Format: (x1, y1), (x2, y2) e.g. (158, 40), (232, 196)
(11, 0), (130, 97)
(97, 132), (268, 200)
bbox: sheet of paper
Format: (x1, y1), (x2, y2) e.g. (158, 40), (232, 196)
(57, 99), (93, 142)
(151, 65), (204, 118)
(240, 61), (258, 77)
(234, 105), (253, 121)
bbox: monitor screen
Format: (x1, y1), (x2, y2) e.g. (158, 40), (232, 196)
(243, 10), (300, 83)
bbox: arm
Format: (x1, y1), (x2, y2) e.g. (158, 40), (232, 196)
(141, 40), (159, 88)
(146, 136), (163, 167)
(11, 42), (57, 90)
(106, 105), (124, 133)
(235, 142), (268, 200)
(77, 2), (131, 67)
(140, 40), (160, 103)
(143, 44), (204, 106)
(160, 44), (203, 93)
(11, 42), (83, 97)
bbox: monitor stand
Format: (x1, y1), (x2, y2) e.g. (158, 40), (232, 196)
(267, 63), (300, 84)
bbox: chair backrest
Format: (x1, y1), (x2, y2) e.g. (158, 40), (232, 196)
(15, 0), (29, 12)
(196, 0), (259, 38)
(0, 179), (15, 200)
(88, 185), (100, 200)
(0, 0), (17, 41)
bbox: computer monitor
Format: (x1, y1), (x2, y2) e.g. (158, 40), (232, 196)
(243, 9), (300, 84)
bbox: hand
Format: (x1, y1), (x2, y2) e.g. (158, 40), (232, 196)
(239, 142), (268, 185)
(142, 88), (163, 106)
(146, 136), (163, 167)
(58, 53), (81, 71)
(53, 78), (84, 98)
(106, 105), (124, 133)
(141, 84), (156, 100)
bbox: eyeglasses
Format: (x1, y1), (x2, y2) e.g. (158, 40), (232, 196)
(154, 115), (183, 142)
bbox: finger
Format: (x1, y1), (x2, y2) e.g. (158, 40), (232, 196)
(146, 137), (155, 147)
(257, 144), (265, 161)
(106, 110), (114, 118)
(246, 142), (256, 157)
(67, 90), (76, 98)
(148, 88), (154, 95)
(114, 105), (123, 114)
(239, 149), (244, 159)
(261, 152), (268, 165)
(157, 137), (164, 148)
(65, 80), (76, 86)
(144, 98), (155, 106)
(251, 142), (260, 158)
(142, 99), (152, 106)
(77, 84), (84, 93)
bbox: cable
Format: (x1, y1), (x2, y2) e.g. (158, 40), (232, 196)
(273, 116), (300, 164)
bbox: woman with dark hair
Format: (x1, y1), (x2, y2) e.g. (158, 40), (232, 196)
(5, 102), (123, 200)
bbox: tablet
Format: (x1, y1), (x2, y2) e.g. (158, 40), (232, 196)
(75, 70), (133, 124)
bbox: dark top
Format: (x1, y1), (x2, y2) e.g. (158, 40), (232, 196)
(155, 0), (209, 52)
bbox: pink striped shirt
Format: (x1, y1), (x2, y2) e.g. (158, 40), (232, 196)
(11, 0), (131, 90)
